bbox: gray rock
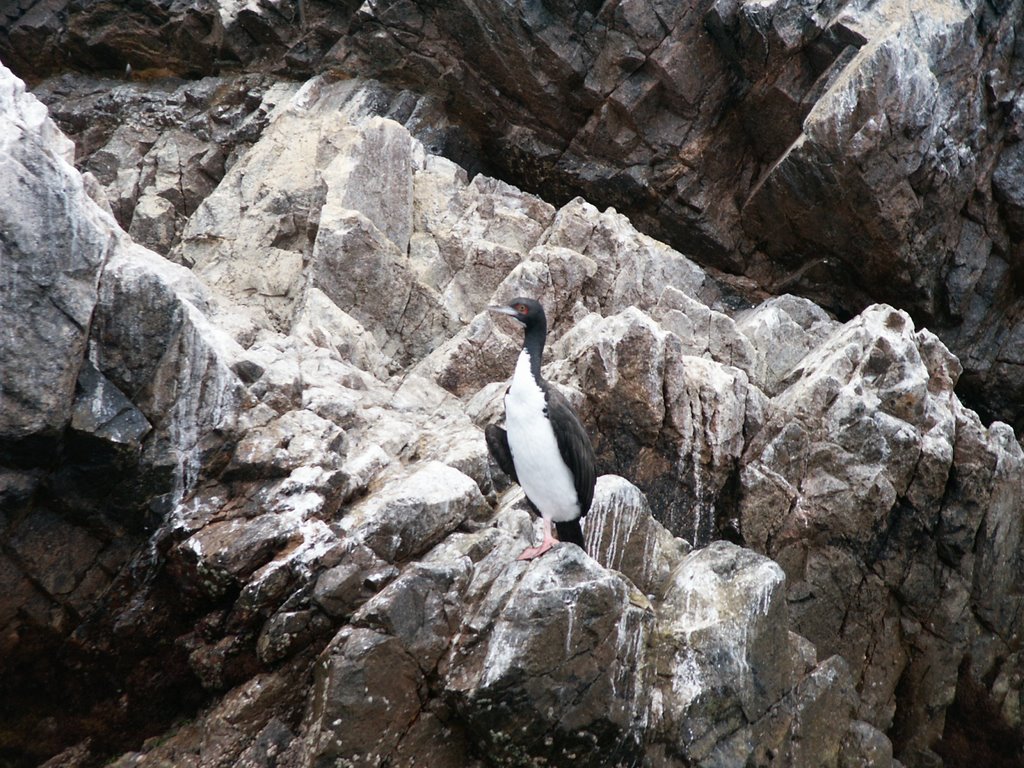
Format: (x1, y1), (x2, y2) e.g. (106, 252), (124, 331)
(90, 243), (246, 494)
(735, 294), (840, 395)
(174, 513), (301, 599)
(992, 141), (1024, 237)
(309, 206), (448, 369)
(352, 559), (471, 673)
(585, 474), (689, 596)
(740, 303), (1024, 753)
(556, 306), (755, 543)
(0, 65), (109, 442)
(655, 286), (757, 376)
(751, 655), (860, 768)
(312, 542), (398, 620)
(338, 462), (489, 562)
(225, 409), (345, 480)
(8, 29), (1024, 768)
(650, 541), (793, 762)
(71, 360), (151, 447)
(128, 193), (178, 254)
(839, 720), (895, 768)
(332, 0), (1024, 432)
(445, 544), (653, 767)
(324, 116), (417, 254)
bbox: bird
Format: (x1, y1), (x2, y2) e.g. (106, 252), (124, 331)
(485, 297), (596, 560)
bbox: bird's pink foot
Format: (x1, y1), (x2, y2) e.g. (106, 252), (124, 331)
(517, 539), (556, 561)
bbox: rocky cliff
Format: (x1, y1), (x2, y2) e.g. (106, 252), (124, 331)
(1, 2), (1023, 768)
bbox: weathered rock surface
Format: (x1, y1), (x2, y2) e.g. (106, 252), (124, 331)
(740, 303), (1024, 760)
(6, 0), (1024, 430)
(331, 0), (1024, 433)
(4, 33), (1024, 768)
(0, 69), (109, 446)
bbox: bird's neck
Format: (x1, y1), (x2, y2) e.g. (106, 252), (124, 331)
(522, 323), (545, 383)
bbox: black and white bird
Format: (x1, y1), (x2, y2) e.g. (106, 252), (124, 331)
(485, 298), (596, 560)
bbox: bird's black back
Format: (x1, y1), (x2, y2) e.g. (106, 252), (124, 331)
(544, 384), (596, 518)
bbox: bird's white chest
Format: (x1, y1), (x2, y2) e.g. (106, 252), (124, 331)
(504, 350), (579, 522)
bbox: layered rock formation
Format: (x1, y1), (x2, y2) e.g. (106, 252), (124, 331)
(2, 2), (1024, 767)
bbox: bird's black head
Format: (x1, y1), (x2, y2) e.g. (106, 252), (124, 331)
(489, 297), (548, 372)
(488, 297), (547, 332)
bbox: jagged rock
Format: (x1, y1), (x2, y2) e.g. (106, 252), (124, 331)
(556, 306), (759, 544)
(444, 544), (653, 767)
(0, 68), (250, 756)
(225, 408), (345, 480)
(0, 65), (110, 446)
(413, 168), (557, 324)
(543, 199), (720, 316)
(8, 0), (1024, 428)
(338, 461), (489, 562)
(128, 192), (178, 254)
(740, 303), (1024, 754)
(33, 73), (297, 248)
(584, 475), (690, 596)
(7, 29), (1024, 768)
(352, 559), (472, 673)
(256, 609), (332, 664)
(303, 627), (425, 767)
(840, 720), (896, 768)
(291, 287), (390, 379)
(323, 115), (417, 253)
(1, 0), (353, 84)
(755, 655), (859, 768)
(654, 286), (757, 376)
(90, 243), (246, 492)
(648, 541), (794, 762)
(332, 0), (1024, 431)
(312, 542), (398, 620)
(309, 207), (448, 368)
(992, 142), (1024, 238)
(70, 360), (152, 447)
(735, 294), (841, 396)
(174, 513), (301, 599)
(305, 116), (453, 367)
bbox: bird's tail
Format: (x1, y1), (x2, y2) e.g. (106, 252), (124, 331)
(554, 519), (585, 549)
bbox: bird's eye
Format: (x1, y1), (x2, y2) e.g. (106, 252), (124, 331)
(516, 304), (528, 314)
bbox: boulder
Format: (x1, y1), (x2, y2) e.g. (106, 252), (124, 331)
(303, 627), (425, 768)
(90, 243), (246, 495)
(648, 541), (794, 762)
(338, 462), (489, 562)
(444, 544), (654, 767)
(352, 559), (472, 673)
(584, 474), (690, 596)
(556, 306), (757, 544)
(333, 0), (1024, 431)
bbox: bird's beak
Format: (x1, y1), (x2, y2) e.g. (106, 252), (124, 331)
(487, 305), (518, 317)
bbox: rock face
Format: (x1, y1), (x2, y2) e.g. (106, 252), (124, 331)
(332, 0), (1024, 433)
(7, 0), (1024, 428)
(3, 10), (1024, 768)
(740, 304), (1024, 762)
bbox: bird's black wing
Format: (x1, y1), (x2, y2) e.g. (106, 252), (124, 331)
(545, 386), (597, 517)
(485, 423), (519, 484)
